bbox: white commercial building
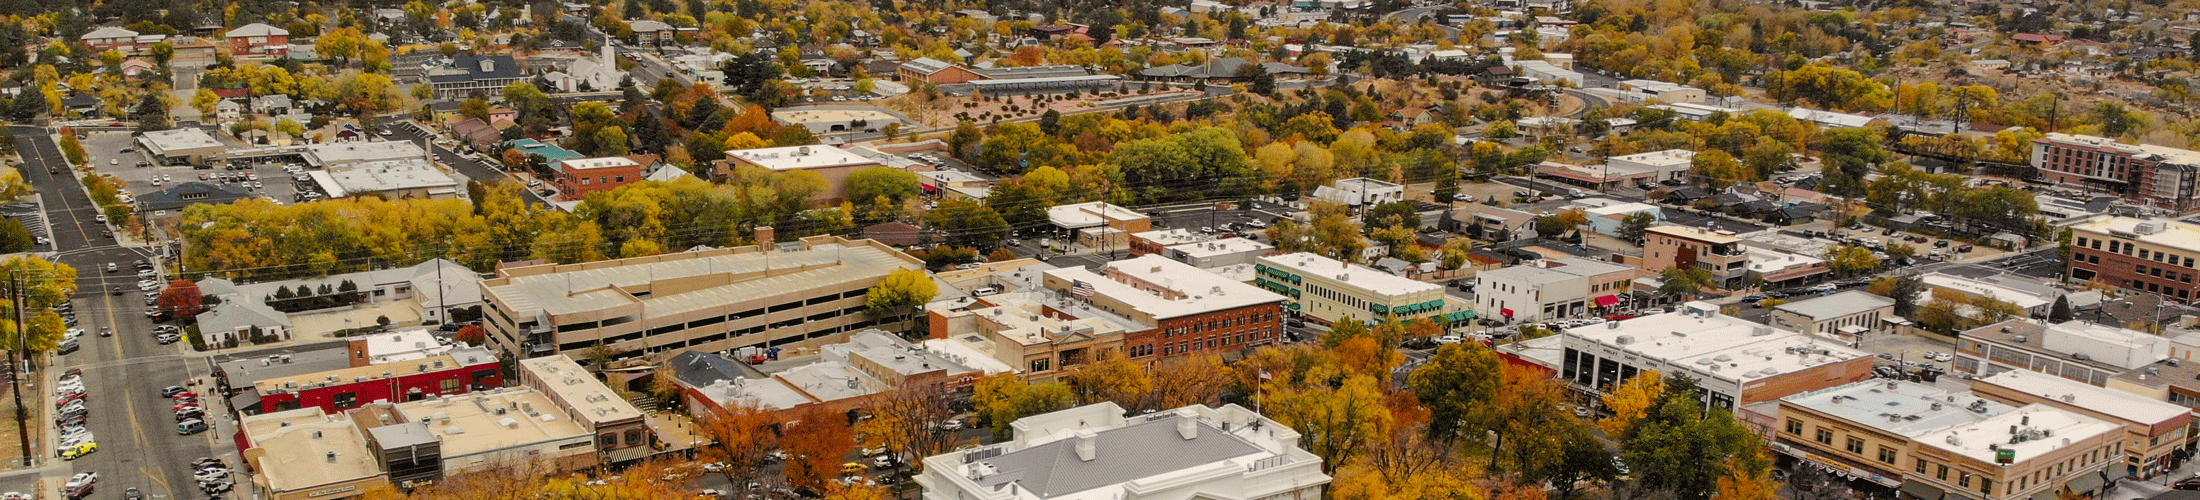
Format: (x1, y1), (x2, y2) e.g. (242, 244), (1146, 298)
(1615, 79), (1707, 103)
(1561, 301), (1875, 410)
(1311, 177), (1404, 207)
(138, 127), (227, 164)
(310, 159), (463, 200)
(1254, 253), (1465, 326)
(304, 140), (431, 169)
(1769, 291), (1894, 342)
(1605, 149), (1696, 184)
(1470, 258), (1636, 322)
(1515, 60), (1582, 86)
(914, 402), (1331, 500)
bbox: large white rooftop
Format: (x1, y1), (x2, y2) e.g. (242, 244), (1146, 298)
(242, 408), (381, 493)
(305, 140), (427, 167)
(320, 159), (460, 197)
(484, 240), (918, 318)
(1047, 255), (1284, 320)
(1774, 291), (1894, 320)
(518, 355), (645, 427)
(391, 387), (591, 458)
(1910, 403), (2120, 464)
(1478, 258), (1633, 286)
(557, 156), (640, 171)
(1047, 202), (1147, 229)
(2071, 216), (2200, 253)
(1783, 379), (2016, 438)
(1975, 369), (2189, 424)
(726, 145), (877, 171)
(1258, 252), (1439, 296)
(1168, 237), (1273, 258)
(138, 127), (224, 153)
(1566, 301), (1871, 383)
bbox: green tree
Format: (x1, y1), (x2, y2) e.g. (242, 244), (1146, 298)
(2049, 294), (2073, 323)
(845, 167), (921, 206)
(190, 88), (221, 117)
(945, 120), (981, 159)
(1658, 266), (1716, 298)
(1617, 212), (1658, 243)
(864, 268), (937, 334)
(973, 374), (1077, 441)
(1867, 274), (1926, 318)
(1822, 244), (1880, 276)
(1407, 342), (1501, 442)
(1621, 378), (1769, 500)
(0, 256), (79, 356)
(923, 199), (1010, 249)
(1813, 127), (1889, 199)
(0, 219), (29, 253)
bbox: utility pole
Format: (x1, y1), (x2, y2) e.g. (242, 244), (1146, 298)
(8, 275), (28, 465)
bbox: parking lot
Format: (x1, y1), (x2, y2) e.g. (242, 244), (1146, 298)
(0, 201), (50, 248)
(75, 129), (310, 213)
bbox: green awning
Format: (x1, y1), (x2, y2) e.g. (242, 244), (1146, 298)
(2029, 489), (2056, 500)
(1285, 303), (1301, 311)
(2065, 471), (2105, 494)
(1899, 481), (1945, 500)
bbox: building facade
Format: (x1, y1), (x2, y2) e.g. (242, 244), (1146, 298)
(515, 356), (653, 465)
(1770, 291), (1895, 342)
(551, 156), (644, 200)
(225, 23), (290, 59)
(1970, 369), (2193, 479)
(1253, 253), (1466, 327)
(1561, 302), (1875, 410)
(2032, 134), (2200, 211)
(479, 235), (923, 364)
(246, 348), (502, 415)
(2066, 217), (2200, 302)
(1043, 255), (1286, 365)
(1774, 380), (2122, 500)
(1643, 225), (1751, 289)
(1471, 258), (1636, 322)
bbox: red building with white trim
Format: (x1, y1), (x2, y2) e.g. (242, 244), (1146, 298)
(223, 347), (502, 415)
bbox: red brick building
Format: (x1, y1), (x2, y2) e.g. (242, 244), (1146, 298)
(225, 23), (291, 59)
(552, 156), (645, 200)
(2066, 216), (2200, 301)
(239, 348), (502, 415)
(2030, 133), (2200, 211)
(1041, 255), (1287, 364)
(897, 58), (984, 85)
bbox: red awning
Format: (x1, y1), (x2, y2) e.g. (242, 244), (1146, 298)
(1594, 295), (1621, 307)
(1500, 308), (1514, 318)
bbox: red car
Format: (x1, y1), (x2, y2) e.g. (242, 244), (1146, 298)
(172, 403), (201, 412)
(1603, 314), (1636, 321)
(170, 392), (197, 401)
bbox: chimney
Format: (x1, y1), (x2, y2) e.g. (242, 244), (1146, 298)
(755, 226), (775, 247)
(1074, 431), (1098, 461)
(1176, 415), (1198, 440)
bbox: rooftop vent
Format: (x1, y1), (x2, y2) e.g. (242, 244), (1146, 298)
(326, 451), (338, 463)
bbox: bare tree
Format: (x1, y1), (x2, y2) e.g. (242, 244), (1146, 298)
(855, 381), (962, 472)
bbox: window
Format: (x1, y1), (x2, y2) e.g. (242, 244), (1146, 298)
(1816, 428), (1833, 445)
(1959, 474), (1971, 488)
(1846, 438), (1864, 454)
(599, 434), (618, 448)
(1916, 459), (1928, 474)
(334, 392), (359, 408)
(1936, 464), (1948, 480)
(624, 429), (645, 446)
(1879, 447), (1897, 464)
(440, 378), (460, 393)
(1980, 478), (1993, 496)
(1031, 359), (1051, 372)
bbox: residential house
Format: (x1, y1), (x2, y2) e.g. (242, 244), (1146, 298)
(227, 23), (292, 59)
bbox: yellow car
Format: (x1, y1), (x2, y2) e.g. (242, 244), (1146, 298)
(841, 462), (866, 475)
(59, 442), (95, 460)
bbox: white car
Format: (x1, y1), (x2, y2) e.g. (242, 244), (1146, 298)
(93, 214), (106, 223)
(1434, 335), (1462, 344)
(64, 472), (96, 490)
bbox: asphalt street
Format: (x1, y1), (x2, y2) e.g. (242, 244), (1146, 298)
(4, 125), (225, 500)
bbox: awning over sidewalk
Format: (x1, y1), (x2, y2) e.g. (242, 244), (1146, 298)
(1594, 295), (1621, 307)
(2065, 470), (2105, 494)
(1899, 480), (1946, 500)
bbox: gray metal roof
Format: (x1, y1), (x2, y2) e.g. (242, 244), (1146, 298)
(366, 421), (440, 449)
(974, 417), (1264, 498)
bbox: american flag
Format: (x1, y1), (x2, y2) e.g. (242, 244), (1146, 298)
(1072, 280), (1096, 297)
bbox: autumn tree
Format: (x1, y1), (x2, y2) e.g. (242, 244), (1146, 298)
(972, 373), (1076, 441)
(781, 405), (856, 492)
(864, 268), (936, 335)
(453, 325), (486, 346)
(1599, 370), (1665, 437)
(155, 279), (204, 319)
(1620, 376), (1768, 500)
(697, 399), (781, 479)
(0, 256), (77, 357)
(1066, 350), (1153, 408)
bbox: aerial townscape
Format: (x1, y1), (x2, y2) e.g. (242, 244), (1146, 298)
(4, 0), (2200, 499)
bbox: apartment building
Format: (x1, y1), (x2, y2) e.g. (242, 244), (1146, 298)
(1045, 255), (1286, 363)
(914, 402), (1331, 500)
(2031, 133), (2200, 211)
(1770, 291), (1895, 343)
(515, 356), (652, 464)
(1954, 319), (2176, 385)
(1561, 302), (1874, 410)
(2066, 217), (2200, 301)
(716, 145), (883, 204)
(1254, 252), (1465, 327)
(225, 23), (290, 59)
(1642, 225), (1751, 289)
(1971, 369), (2193, 479)
(1470, 258), (1636, 322)
(1776, 380), (2122, 500)
(551, 156), (645, 201)
(478, 235), (923, 362)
